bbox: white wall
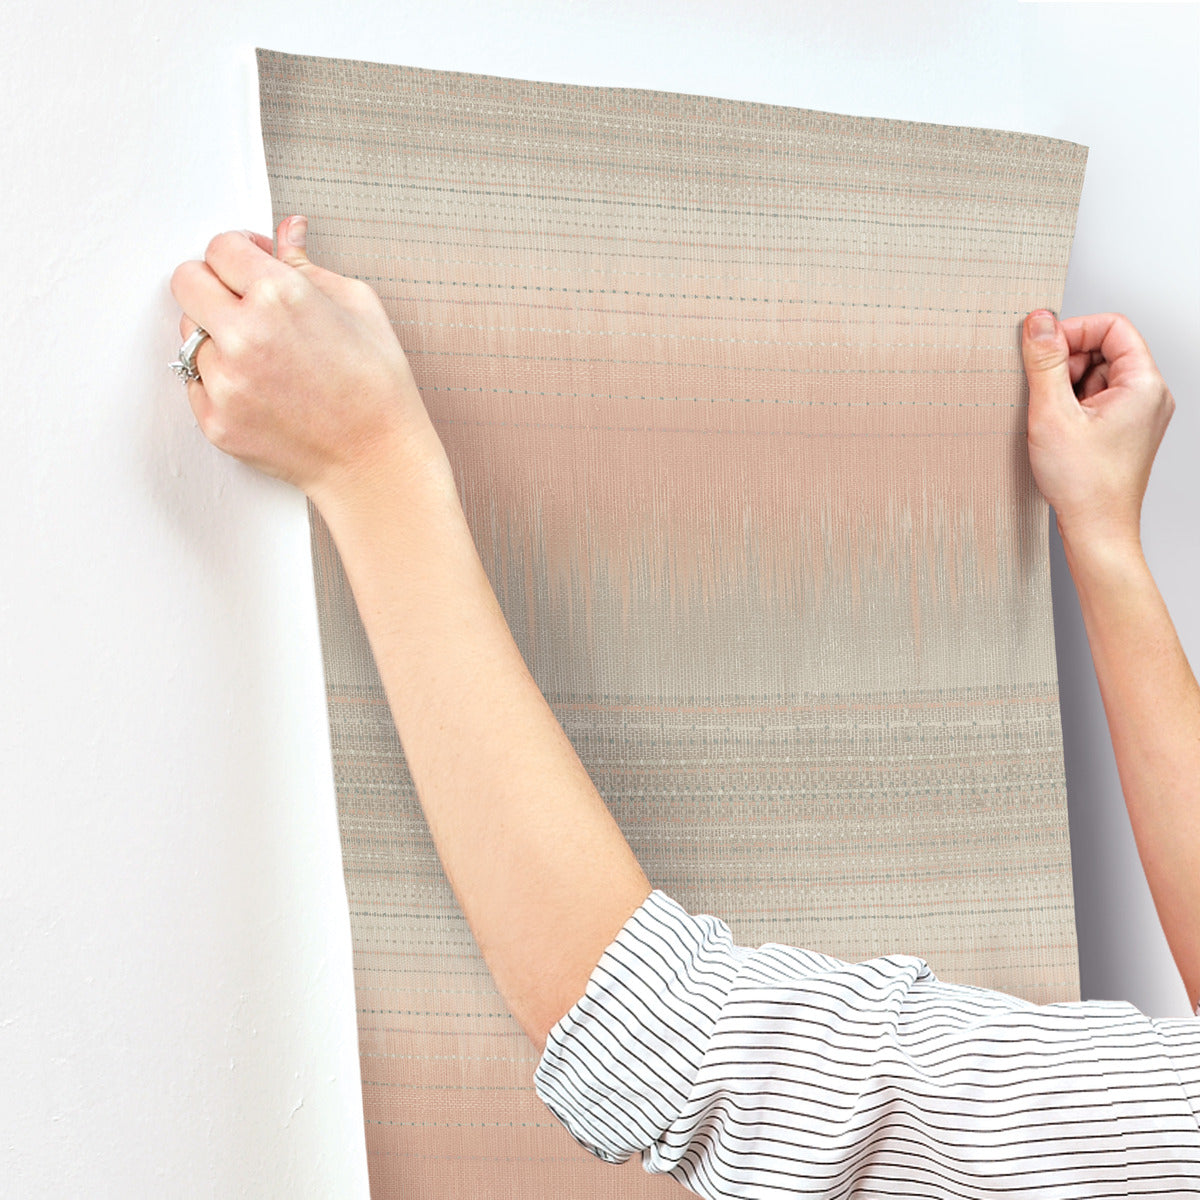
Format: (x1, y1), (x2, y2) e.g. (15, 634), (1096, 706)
(3, 1), (1196, 1194)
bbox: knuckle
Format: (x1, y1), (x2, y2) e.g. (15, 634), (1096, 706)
(1112, 311), (1136, 340)
(201, 411), (228, 449)
(244, 276), (270, 307)
(277, 272), (308, 306)
(1023, 341), (1062, 372)
(205, 230), (236, 262)
(193, 380), (220, 425)
(200, 388), (245, 451)
(170, 259), (200, 298)
(1129, 362), (1160, 390)
(248, 272), (306, 310)
(247, 275), (281, 307)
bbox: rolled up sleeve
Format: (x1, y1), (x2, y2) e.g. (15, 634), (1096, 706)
(533, 889), (1200, 1197)
(532, 889), (750, 1164)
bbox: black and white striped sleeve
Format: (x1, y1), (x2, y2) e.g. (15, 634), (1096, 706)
(532, 888), (1200, 1198)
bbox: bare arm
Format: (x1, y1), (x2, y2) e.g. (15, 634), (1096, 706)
(315, 452), (652, 1050)
(169, 220), (1200, 1042)
(170, 219), (650, 1051)
(1022, 309), (1200, 1008)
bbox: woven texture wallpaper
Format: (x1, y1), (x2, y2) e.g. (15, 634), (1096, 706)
(258, 49), (1087, 1197)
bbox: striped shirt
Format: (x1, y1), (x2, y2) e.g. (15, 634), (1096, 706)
(534, 889), (1200, 1197)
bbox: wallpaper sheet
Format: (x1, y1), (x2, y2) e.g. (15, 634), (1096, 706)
(258, 49), (1087, 1197)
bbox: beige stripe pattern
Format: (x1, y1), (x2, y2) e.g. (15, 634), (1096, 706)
(257, 48), (1088, 1197)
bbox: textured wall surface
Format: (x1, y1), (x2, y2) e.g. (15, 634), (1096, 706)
(2, 3), (1196, 1197)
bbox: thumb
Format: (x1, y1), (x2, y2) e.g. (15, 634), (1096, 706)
(1021, 309), (1073, 413)
(276, 214), (310, 268)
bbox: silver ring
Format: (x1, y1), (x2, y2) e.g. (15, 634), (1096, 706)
(168, 327), (211, 384)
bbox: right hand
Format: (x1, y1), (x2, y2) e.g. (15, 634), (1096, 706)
(1020, 310), (1175, 552)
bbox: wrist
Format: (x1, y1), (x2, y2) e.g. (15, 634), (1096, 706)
(1058, 517), (1149, 593)
(309, 422), (461, 531)
(1056, 509), (1142, 563)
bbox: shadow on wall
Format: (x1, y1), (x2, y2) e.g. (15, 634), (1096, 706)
(1050, 515), (1180, 1013)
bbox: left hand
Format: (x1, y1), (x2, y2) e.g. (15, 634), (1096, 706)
(169, 216), (448, 506)
(1020, 308), (1174, 554)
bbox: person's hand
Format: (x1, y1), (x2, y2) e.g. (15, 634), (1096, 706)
(169, 216), (450, 509)
(1021, 309), (1175, 553)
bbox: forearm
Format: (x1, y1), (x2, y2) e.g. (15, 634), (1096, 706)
(313, 436), (651, 1051)
(1062, 526), (1200, 1007)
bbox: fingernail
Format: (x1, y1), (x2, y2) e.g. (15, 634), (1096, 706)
(1028, 310), (1056, 339)
(287, 215), (308, 246)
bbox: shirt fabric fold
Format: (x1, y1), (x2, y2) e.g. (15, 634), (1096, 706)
(535, 889), (1200, 1197)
